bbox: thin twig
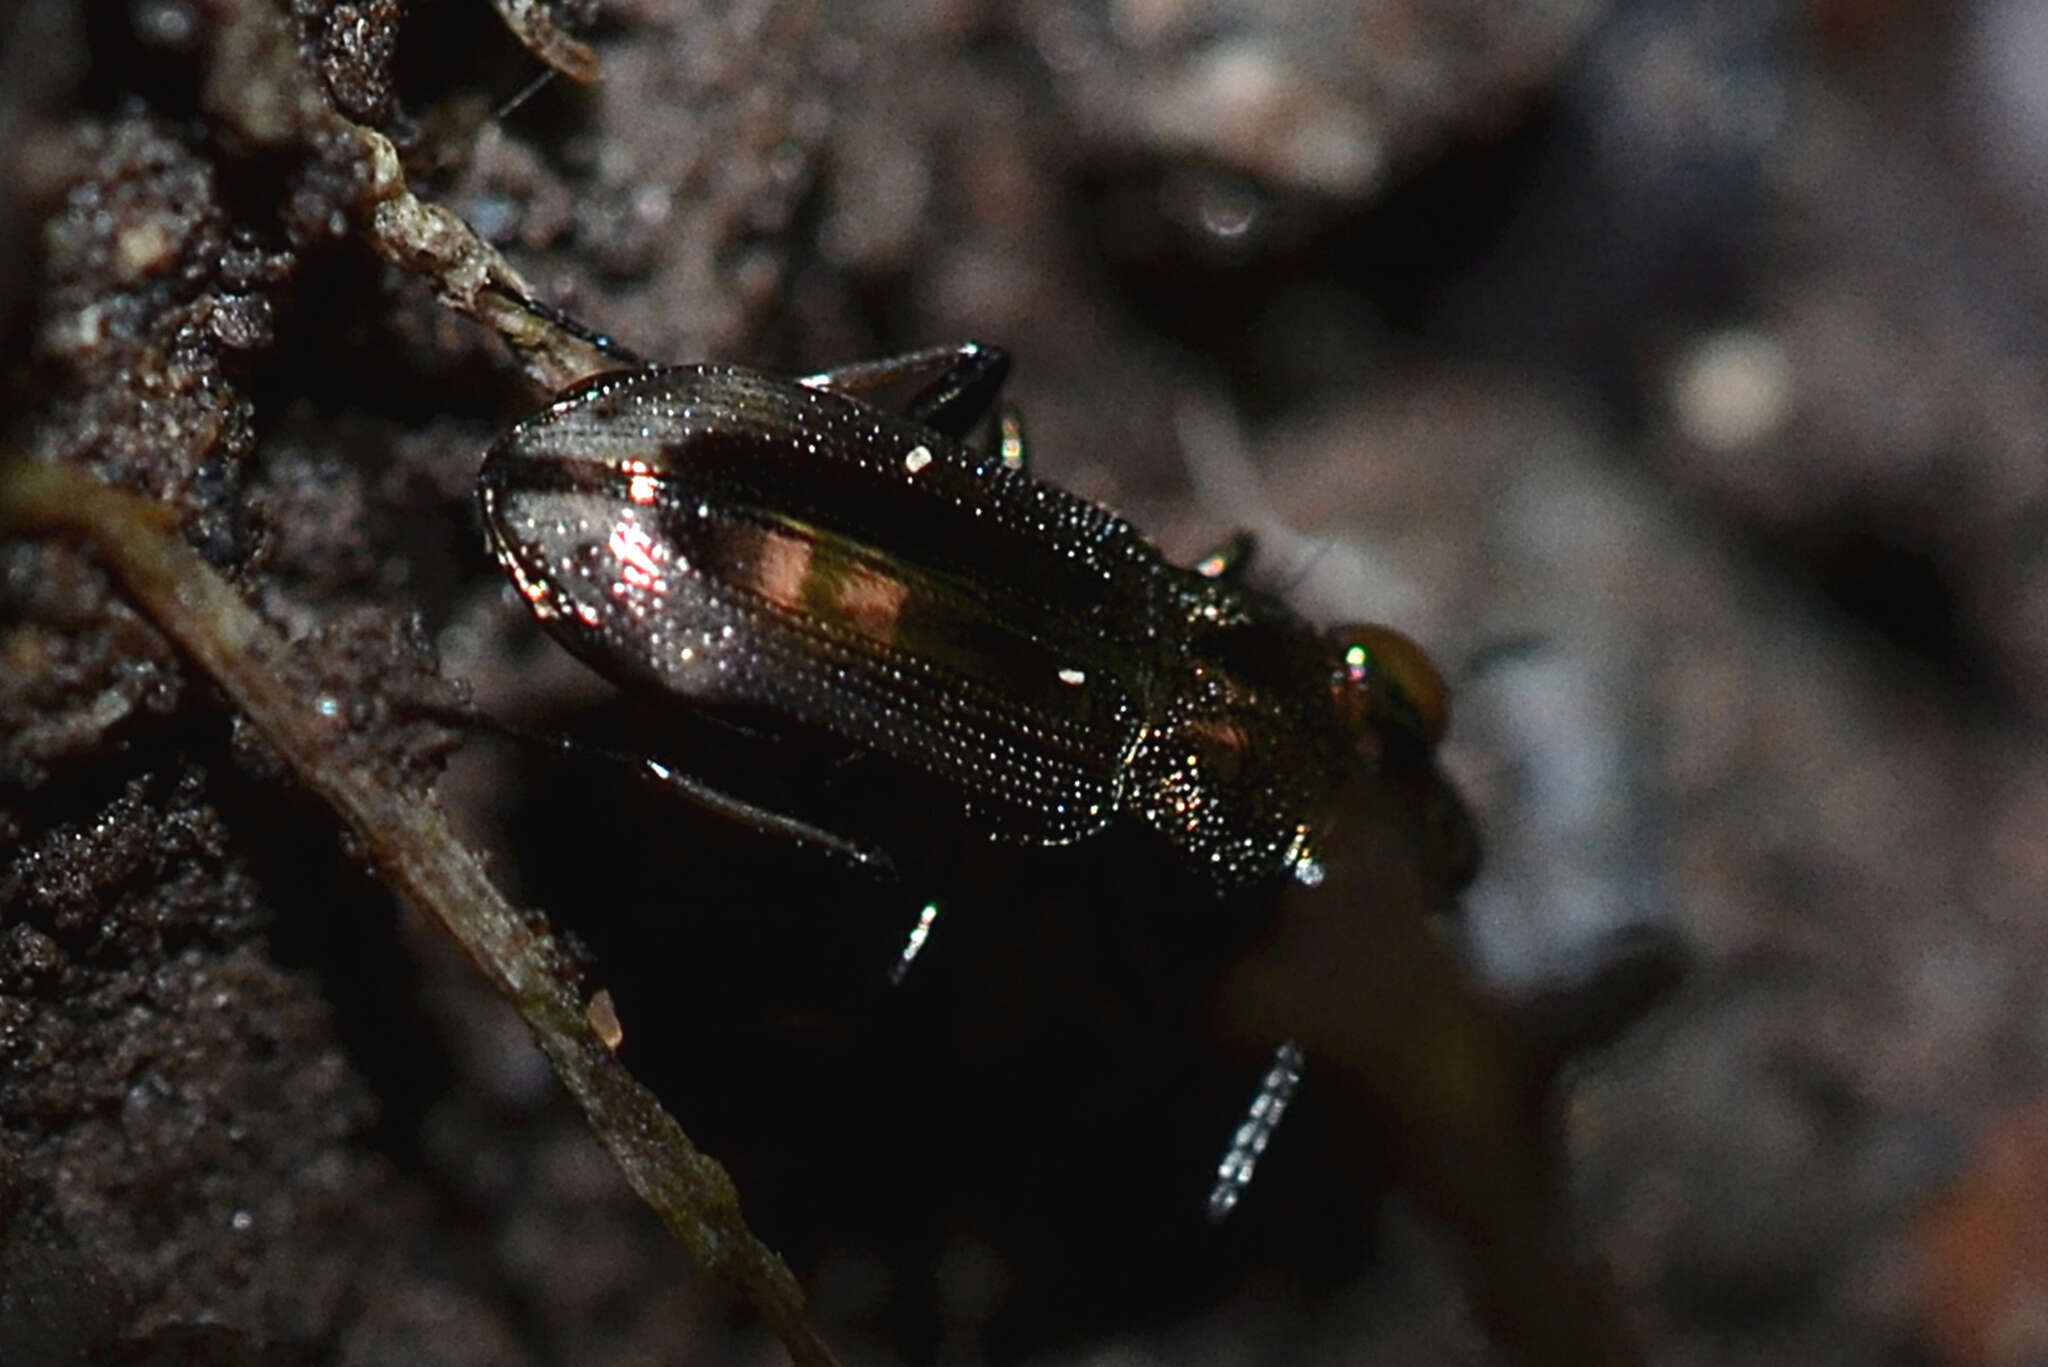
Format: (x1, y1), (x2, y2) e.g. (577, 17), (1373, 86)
(0, 455), (840, 1367)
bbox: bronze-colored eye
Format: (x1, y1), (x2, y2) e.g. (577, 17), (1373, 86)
(1329, 624), (1450, 747)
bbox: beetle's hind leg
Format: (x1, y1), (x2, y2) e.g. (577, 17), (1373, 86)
(424, 699), (897, 877)
(637, 758), (898, 878)
(797, 342), (1011, 441)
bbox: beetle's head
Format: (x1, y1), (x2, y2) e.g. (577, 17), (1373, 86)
(1326, 624), (1448, 749)
(1322, 623), (1479, 896)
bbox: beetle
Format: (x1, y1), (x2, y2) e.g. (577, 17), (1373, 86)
(477, 340), (1474, 893)
(476, 341), (1478, 1199)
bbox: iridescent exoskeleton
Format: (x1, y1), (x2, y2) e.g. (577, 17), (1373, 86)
(479, 342), (1478, 1214)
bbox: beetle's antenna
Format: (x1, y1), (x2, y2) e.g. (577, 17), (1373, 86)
(481, 280), (656, 369)
(1460, 634), (1551, 686)
(493, 68), (559, 123)
(1207, 1038), (1306, 1221)
(1173, 392), (1422, 626)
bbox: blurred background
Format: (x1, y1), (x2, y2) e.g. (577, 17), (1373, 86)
(3, 0), (2047, 1363)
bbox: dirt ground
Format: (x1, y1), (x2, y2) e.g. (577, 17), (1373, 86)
(4, 0), (2046, 1364)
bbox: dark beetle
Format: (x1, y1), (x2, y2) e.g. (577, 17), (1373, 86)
(479, 342), (1645, 1362)
(478, 342), (1475, 903)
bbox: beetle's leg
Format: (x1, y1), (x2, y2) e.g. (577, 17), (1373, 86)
(797, 342), (1011, 440)
(1193, 531), (1257, 583)
(481, 281), (656, 368)
(796, 342), (991, 397)
(638, 759), (897, 877)
(1207, 1038), (1306, 1221)
(905, 345), (1010, 439)
(426, 700), (894, 875)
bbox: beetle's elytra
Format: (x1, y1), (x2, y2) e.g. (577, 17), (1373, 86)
(478, 344), (1477, 904)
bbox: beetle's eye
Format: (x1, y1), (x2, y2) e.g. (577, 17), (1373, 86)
(1329, 624), (1449, 747)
